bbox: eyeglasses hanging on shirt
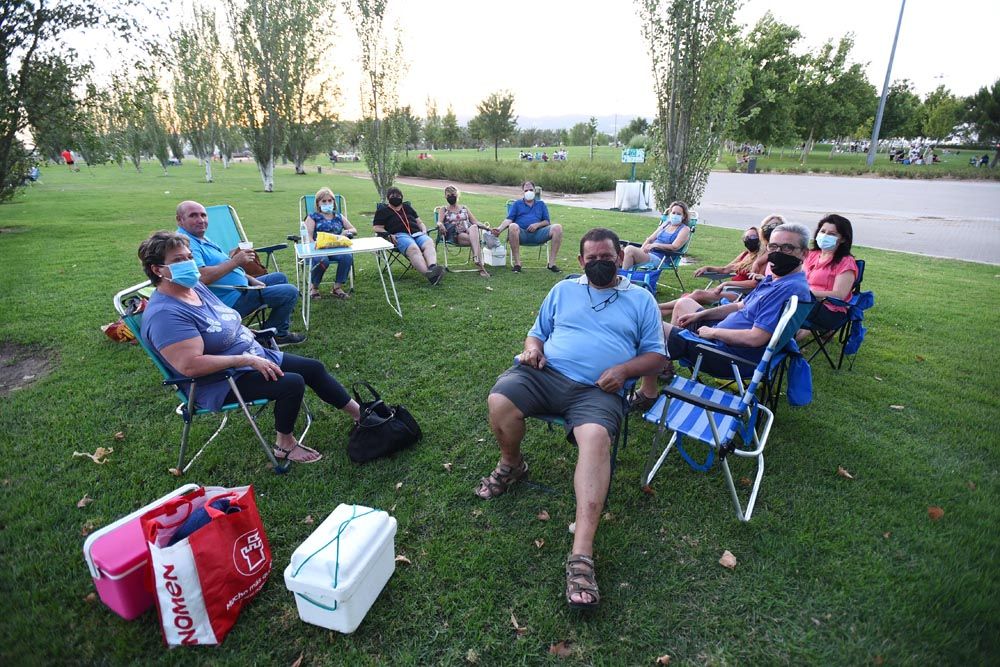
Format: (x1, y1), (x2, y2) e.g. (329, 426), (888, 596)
(587, 285), (620, 312)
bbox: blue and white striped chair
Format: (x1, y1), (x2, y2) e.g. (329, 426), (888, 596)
(639, 295), (807, 522)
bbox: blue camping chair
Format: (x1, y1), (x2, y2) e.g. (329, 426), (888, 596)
(617, 211), (699, 295)
(640, 295), (810, 521)
(114, 281), (312, 475)
(802, 259), (873, 370)
(502, 190), (552, 269)
(293, 193), (354, 291)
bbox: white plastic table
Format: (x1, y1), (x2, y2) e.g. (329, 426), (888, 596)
(614, 180), (653, 211)
(294, 236), (402, 328)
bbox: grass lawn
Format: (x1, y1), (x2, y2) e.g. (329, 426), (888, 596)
(0, 161), (997, 665)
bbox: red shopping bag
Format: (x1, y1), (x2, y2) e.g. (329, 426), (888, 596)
(140, 485), (271, 646)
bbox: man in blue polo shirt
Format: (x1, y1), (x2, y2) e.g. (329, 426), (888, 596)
(632, 222), (813, 409)
(475, 227), (666, 610)
(175, 200), (305, 346)
(492, 180), (564, 273)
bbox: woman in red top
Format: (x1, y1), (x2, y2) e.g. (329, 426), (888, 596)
(803, 213), (858, 331)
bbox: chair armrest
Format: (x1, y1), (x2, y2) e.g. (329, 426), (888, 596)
(252, 327), (278, 344)
(662, 383), (743, 417)
(256, 243), (287, 254)
(164, 369), (236, 387)
(286, 234), (302, 243)
(694, 343), (757, 373)
(699, 271), (735, 281)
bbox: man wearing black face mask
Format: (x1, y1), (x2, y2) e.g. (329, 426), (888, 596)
(633, 223), (813, 408)
(475, 227), (666, 610)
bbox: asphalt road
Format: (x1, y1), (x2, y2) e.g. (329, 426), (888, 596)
(554, 172), (1000, 265)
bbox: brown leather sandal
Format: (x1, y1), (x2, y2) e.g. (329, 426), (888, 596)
(566, 553), (600, 609)
(474, 458), (528, 499)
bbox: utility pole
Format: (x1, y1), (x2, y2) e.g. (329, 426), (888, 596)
(867, 0), (906, 168)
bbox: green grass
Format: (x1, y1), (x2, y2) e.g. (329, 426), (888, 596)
(0, 160), (997, 665)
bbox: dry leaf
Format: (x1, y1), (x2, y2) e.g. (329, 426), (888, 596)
(72, 447), (113, 464)
(967, 481), (976, 491)
(84, 592), (97, 604)
(603, 512), (614, 521)
(568, 522), (576, 534)
(301, 515), (314, 524)
(510, 611), (527, 636)
(656, 655), (672, 665)
(485, 286), (494, 291)
(811, 617), (821, 626)
(443, 462), (453, 472)
(81, 521), (96, 537)
(76, 494), (94, 509)
(430, 303), (437, 309)
(395, 482), (403, 491)
(915, 355), (925, 362)
(927, 506), (944, 521)
(476, 438), (485, 443)
(874, 375), (883, 382)
(548, 640), (572, 657)
(873, 656), (885, 666)
(1, 479), (9, 486)
(471, 509), (483, 518)
(113, 431), (125, 441)
(883, 532), (892, 539)
(738, 476), (751, 488)
(719, 550), (737, 570)
(889, 405), (905, 411)
(290, 652), (304, 667)
(334, 363), (340, 369)
(641, 485), (656, 496)
(395, 554), (411, 565)
(534, 538), (544, 549)
(393, 331), (403, 339)
(837, 466), (855, 480)
(465, 648), (479, 664)
(537, 510), (550, 521)
(168, 467), (182, 477)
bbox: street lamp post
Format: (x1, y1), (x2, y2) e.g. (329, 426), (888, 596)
(867, 0), (907, 168)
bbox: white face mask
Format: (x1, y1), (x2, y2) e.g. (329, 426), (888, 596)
(523, 190), (535, 201)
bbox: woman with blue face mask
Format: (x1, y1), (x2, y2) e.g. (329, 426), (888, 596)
(303, 187), (358, 299)
(803, 214), (858, 332)
(621, 200), (691, 269)
(138, 231), (361, 464)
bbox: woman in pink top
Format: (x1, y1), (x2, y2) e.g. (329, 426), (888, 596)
(804, 214), (858, 331)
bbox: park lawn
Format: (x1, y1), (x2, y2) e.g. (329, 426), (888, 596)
(0, 161), (997, 665)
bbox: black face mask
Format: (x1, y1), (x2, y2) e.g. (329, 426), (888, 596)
(744, 237), (760, 252)
(388, 196), (403, 207)
(768, 251), (801, 276)
(584, 259), (618, 287)
(445, 195), (457, 205)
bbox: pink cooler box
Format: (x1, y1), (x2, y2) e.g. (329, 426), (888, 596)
(83, 484), (199, 620)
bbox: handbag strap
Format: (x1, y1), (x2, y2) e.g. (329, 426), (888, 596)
(352, 381), (383, 404)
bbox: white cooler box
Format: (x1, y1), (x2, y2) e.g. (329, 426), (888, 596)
(283, 504), (396, 633)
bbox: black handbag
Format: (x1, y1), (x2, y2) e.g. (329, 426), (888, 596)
(347, 382), (422, 463)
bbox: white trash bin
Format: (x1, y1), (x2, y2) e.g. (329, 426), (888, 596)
(283, 504), (396, 633)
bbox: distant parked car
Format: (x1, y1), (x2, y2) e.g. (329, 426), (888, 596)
(338, 152), (360, 162)
(231, 149), (251, 158)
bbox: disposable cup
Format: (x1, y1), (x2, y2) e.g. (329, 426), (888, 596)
(238, 241), (253, 251)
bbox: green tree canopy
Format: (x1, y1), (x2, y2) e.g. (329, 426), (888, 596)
(474, 90), (517, 161)
(921, 85), (962, 142)
(880, 79), (922, 139)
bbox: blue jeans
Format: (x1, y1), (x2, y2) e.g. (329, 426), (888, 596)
(395, 232), (432, 254)
(233, 272), (298, 336)
(310, 254), (353, 287)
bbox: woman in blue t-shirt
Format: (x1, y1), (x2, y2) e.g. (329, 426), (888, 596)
(621, 200), (692, 269)
(138, 231), (361, 464)
(303, 187), (357, 299)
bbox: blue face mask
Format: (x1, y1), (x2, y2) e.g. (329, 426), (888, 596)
(816, 232), (838, 251)
(666, 213), (682, 224)
(166, 259), (200, 288)
(320, 203), (335, 214)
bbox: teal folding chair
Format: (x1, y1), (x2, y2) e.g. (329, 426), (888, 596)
(433, 206), (481, 272)
(640, 295), (810, 522)
(618, 211), (699, 294)
(294, 193), (354, 291)
(205, 204), (286, 273)
(503, 195), (550, 269)
(114, 280), (311, 475)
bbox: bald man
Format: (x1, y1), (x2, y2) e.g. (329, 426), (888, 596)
(174, 200), (305, 346)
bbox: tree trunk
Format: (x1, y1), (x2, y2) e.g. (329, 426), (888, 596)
(294, 157), (306, 174)
(991, 148), (999, 168)
(259, 157), (274, 192)
(494, 139), (499, 162)
(203, 158), (213, 183)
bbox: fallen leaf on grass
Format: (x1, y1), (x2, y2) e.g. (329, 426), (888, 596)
(301, 515), (314, 524)
(471, 509), (482, 518)
(927, 506), (944, 521)
(873, 655), (885, 666)
(77, 494), (94, 508)
(873, 375), (883, 382)
(395, 482), (403, 491)
(334, 363), (340, 369)
(73, 447), (113, 464)
(81, 521), (96, 537)
(290, 652), (304, 667)
(113, 431), (125, 441)
(476, 438), (485, 443)
(537, 510), (550, 521)
(568, 522), (576, 534)
(641, 485), (656, 496)
(837, 466), (854, 480)
(889, 405), (905, 411)
(393, 331), (403, 339)
(883, 532), (892, 539)
(656, 655), (672, 665)
(534, 538), (544, 549)
(915, 355), (925, 362)
(395, 555), (411, 565)
(485, 286), (494, 292)
(738, 477), (751, 488)
(811, 617), (821, 626)
(465, 648), (479, 664)
(443, 462), (453, 472)
(510, 611), (527, 636)
(84, 592), (97, 604)
(1, 479), (9, 486)
(168, 467), (182, 477)
(548, 640), (572, 657)
(719, 550), (737, 570)
(967, 481), (976, 491)
(603, 512), (614, 521)
(430, 303), (437, 309)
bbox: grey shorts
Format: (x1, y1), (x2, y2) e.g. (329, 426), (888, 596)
(490, 364), (625, 443)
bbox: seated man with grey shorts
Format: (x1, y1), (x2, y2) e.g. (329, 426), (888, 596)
(475, 227), (666, 610)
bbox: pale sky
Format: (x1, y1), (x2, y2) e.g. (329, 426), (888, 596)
(81, 0), (1000, 127)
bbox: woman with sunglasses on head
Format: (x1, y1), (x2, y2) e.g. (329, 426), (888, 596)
(137, 231), (361, 464)
(302, 187), (357, 300)
(803, 214), (857, 332)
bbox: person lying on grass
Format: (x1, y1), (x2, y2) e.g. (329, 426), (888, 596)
(631, 223), (814, 411)
(138, 231), (361, 464)
(476, 227), (666, 610)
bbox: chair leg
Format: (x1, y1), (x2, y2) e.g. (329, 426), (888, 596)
(642, 430), (678, 488)
(227, 377), (289, 473)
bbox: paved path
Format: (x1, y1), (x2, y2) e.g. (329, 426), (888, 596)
(385, 172), (1000, 265)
